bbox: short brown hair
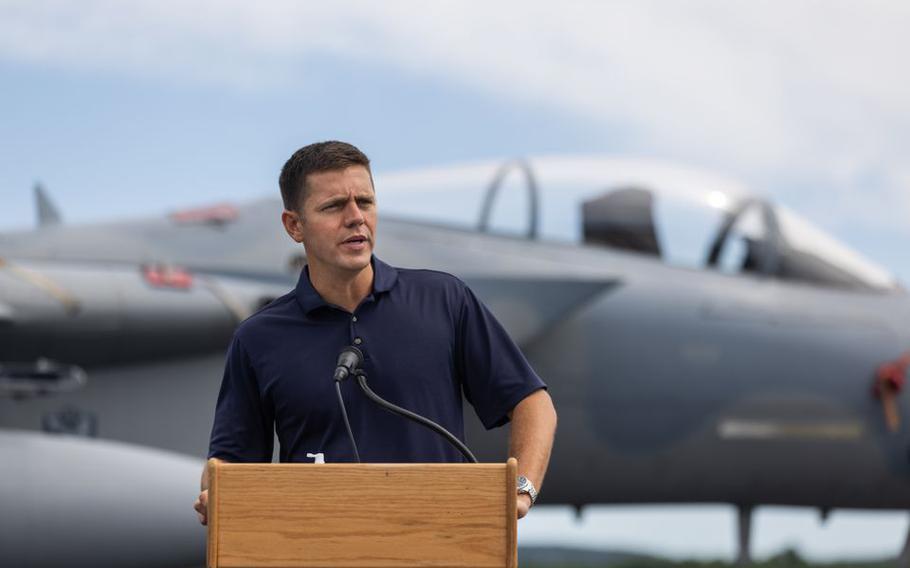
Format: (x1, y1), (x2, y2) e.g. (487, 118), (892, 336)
(279, 141), (372, 211)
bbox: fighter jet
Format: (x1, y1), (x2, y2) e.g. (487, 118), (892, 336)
(1, 156), (908, 566)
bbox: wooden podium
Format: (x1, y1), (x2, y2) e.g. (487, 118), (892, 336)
(207, 457), (518, 568)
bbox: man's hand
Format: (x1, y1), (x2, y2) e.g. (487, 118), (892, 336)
(194, 489), (209, 526)
(517, 493), (532, 519)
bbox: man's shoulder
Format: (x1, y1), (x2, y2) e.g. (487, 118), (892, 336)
(392, 266), (477, 307)
(234, 289), (298, 342)
(394, 266), (469, 292)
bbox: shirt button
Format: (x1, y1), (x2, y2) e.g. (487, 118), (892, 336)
(353, 337), (362, 345)
(352, 316), (358, 322)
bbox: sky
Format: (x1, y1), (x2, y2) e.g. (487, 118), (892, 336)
(2, 0), (910, 560)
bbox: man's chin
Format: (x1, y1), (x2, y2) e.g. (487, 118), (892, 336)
(338, 252), (372, 272)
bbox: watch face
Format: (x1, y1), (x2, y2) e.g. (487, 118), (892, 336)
(517, 476), (528, 489)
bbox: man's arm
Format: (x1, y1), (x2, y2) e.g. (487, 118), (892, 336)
(508, 388), (557, 519)
(196, 334), (273, 525)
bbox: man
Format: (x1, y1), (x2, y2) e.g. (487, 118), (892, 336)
(194, 141), (556, 523)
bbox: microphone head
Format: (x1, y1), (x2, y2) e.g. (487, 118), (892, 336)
(336, 345), (364, 367)
(333, 345), (364, 381)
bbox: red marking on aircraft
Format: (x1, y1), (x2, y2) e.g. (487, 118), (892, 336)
(142, 265), (194, 290)
(873, 351), (909, 432)
(169, 203), (238, 225)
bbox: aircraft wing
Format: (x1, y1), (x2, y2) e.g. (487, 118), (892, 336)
(464, 276), (619, 346)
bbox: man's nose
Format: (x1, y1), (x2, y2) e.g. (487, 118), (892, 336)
(342, 200), (365, 226)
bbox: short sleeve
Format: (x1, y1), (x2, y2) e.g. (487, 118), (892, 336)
(207, 334), (274, 462)
(457, 285), (546, 429)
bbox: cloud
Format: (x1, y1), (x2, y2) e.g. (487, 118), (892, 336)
(1, 0), (909, 229)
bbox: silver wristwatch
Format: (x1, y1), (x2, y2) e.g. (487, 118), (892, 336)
(516, 475), (538, 505)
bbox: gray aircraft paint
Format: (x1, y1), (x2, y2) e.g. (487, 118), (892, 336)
(0, 430), (203, 568)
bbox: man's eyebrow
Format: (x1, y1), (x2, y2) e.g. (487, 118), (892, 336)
(315, 192), (374, 209)
(317, 196), (348, 208)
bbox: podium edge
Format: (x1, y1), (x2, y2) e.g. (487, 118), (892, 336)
(506, 457), (518, 568)
(207, 458), (221, 568)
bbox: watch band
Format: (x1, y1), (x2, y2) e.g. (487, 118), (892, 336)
(516, 475), (538, 505)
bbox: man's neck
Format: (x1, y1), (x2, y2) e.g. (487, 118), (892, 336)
(308, 261), (374, 313)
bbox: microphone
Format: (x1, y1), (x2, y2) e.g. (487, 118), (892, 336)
(334, 345), (364, 382)
(332, 344), (363, 462)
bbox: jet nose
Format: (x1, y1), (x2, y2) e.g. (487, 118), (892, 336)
(0, 431), (205, 568)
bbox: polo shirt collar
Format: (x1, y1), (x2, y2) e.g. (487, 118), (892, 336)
(295, 255), (399, 315)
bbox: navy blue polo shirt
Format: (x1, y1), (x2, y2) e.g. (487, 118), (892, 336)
(208, 256), (545, 463)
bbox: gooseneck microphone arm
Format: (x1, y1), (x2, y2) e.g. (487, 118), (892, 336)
(334, 381), (361, 463)
(354, 370), (478, 464)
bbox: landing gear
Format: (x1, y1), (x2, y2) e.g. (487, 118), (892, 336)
(573, 504), (584, 522)
(736, 504), (753, 566)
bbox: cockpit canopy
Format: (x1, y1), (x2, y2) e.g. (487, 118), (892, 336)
(376, 157), (899, 293)
(583, 187), (898, 292)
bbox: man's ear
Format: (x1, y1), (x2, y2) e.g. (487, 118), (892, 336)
(281, 210), (305, 243)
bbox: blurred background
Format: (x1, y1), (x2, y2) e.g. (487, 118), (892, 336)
(2, 1), (909, 564)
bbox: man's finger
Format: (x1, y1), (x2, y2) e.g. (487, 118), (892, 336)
(517, 494), (531, 519)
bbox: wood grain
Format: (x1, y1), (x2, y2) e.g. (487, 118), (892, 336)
(208, 462), (516, 568)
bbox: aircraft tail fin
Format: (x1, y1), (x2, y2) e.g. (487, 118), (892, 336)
(34, 182), (62, 228)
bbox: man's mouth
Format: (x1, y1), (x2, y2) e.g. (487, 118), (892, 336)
(342, 235), (368, 244)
